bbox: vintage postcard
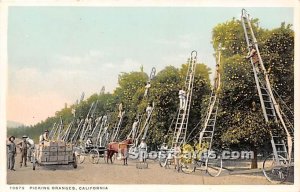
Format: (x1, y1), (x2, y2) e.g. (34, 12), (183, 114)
(0, 0), (299, 192)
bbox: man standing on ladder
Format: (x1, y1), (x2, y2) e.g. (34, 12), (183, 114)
(246, 43), (260, 73)
(179, 88), (186, 110)
(129, 118), (139, 140)
(144, 81), (151, 97)
(146, 103), (153, 118)
(118, 102), (123, 118)
(214, 64), (221, 92)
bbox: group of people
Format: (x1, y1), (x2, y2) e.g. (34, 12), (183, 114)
(7, 134), (35, 171)
(7, 129), (50, 171)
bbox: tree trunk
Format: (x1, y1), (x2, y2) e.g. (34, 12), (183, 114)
(250, 145), (258, 169)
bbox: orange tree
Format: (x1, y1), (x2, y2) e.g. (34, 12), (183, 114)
(212, 18), (294, 168)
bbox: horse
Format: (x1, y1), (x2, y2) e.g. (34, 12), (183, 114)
(106, 138), (133, 165)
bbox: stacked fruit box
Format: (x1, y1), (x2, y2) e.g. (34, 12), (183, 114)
(65, 143), (73, 162)
(56, 141), (65, 162)
(38, 141), (73, 164)
(38, 141), (57, 162)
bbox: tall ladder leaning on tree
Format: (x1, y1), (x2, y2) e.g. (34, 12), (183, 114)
(241, 9), (294, 166)
(54, 117), (64, 141)
(61, 95), (81, 143)
(95, 114), (110, 147)
(69, 101), (96, 145)
(68, 92), (85, 143)
(81, 100), (99, 143)
(58, 92), (85, 144)
(133, 67), (156, 147)
(198, 44), (223, 153)
(171, 51), (197, 148)
(110, 105), (125, 142)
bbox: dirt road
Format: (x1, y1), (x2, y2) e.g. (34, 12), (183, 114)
(7, 153), (292, 185)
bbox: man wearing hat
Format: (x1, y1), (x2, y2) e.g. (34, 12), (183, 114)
(17, 135), (29, 167)
(7, 136), (17, 171)
(39, 130), (49, 144)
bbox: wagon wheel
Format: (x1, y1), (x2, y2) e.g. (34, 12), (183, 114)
(263, 154), (289, 184)
(89, 149), (100, 164)
(75, 148), (86, 164)
(76, 150), (86, 164)
(73, 153), (78, 169)
(159, 151), (172, 168)
(205, 151), (223, 177)
(181, 145), (195, 174)
(180, 157), (195, 174)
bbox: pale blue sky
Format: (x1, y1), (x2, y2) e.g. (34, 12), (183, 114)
(7, 7), (293, 125)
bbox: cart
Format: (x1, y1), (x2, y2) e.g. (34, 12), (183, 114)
(32, 141), (77, 170)
(74, 145), (107, 164)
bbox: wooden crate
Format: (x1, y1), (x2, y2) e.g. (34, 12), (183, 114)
(58, 146), (66, 152)
(39, 156), (49, 162)
(44, 141), (58, 147)
(50, 151), (58, 156)
(65, 155), (73, 162)
(58, 151), (65, 156)
(41, 151), (50, 156)
(57, 155), (65, 161)
(49, 156), (58, 162)
(41, 146), (50, 151)
(66, 145), (73, 152)
(57, 141), (66, 146)
(50, 147), (58, 152)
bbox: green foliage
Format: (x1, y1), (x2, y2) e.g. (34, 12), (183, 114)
(212, 18), (294, 152)
(260, 22), (294, 110)
(9, 18), (293, 153)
